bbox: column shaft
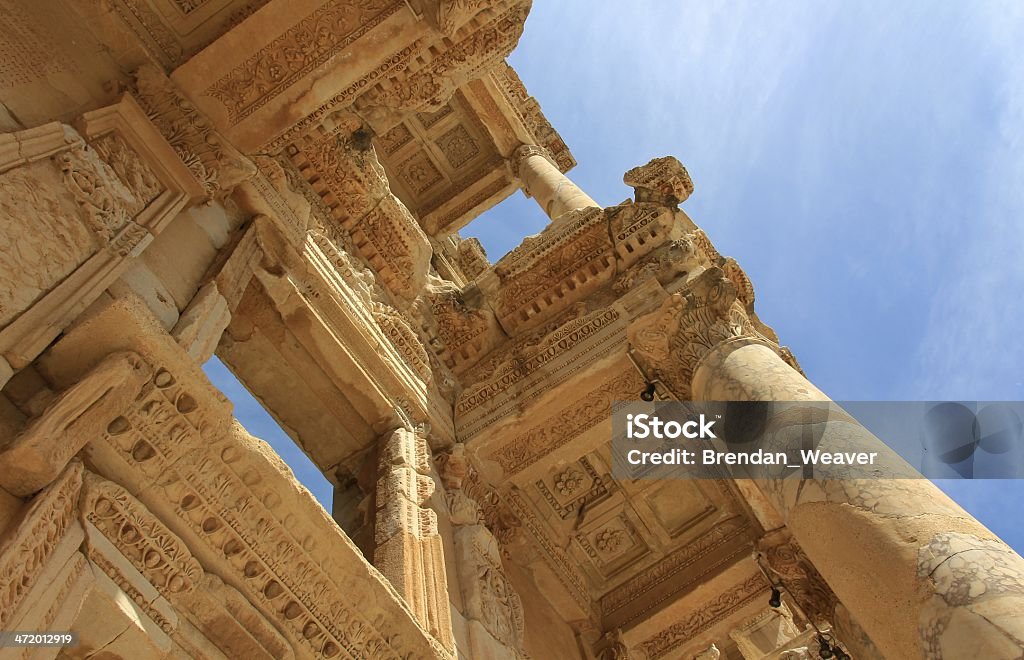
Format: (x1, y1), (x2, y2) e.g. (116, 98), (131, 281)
(693, 340), (1024, 659)
(513, 145), (598, 220)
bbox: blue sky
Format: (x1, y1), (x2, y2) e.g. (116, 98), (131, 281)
(208, 1), (1024, 554)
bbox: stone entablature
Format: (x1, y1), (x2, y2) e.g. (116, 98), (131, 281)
(3, 2), (1024, 659)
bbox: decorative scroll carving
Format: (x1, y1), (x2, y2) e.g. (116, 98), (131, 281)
(58, 147), (135, 242)
(356, 4), (530, 124)
(457, 525), (525, 652)
(637, 574), (765, 659)
(203, 0), (401, 124)
(0, 461), (83, 629)
(134, 66), (255, 196)
(628, 267), (756, 399)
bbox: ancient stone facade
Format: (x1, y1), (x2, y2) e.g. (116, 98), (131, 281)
(2, 2), (1024, 659)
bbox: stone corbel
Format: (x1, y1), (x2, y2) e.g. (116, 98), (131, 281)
(0, 352), (150, 496)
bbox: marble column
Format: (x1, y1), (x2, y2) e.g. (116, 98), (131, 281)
(512, 145), (598, 220)
(629, 273), (1024, 659)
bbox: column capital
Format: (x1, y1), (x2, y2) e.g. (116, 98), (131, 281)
(627, 267), (758, 399)
(510, 143), (558, 180)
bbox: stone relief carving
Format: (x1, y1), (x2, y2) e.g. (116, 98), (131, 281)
(289, 132), (430, 300)
(0, 461), (83, 630)
(134, 66), (255, 197)
(203, 0), (401, 124)
(355, 3), (530, 129)
(436, 445), (526, 656)
(628, 267), (757, 399)
(638, 574), (764, 659)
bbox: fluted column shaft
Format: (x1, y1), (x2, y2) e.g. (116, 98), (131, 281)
(512, 145), (598, 220)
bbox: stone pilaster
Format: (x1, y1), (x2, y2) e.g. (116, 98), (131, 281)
(511, 144), (599, 221)
(374, 426), (456, 655)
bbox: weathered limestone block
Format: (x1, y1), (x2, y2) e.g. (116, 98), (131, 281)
(0, 351), (150, 496)
(0, 94), (203, 381)
(171, 280), (231, 362)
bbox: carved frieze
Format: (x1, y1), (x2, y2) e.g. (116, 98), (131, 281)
(637, 574), (765, 659)
(80, 343), (443, 659)
(80, 471), (203, 596)
(628, 268), (757, 399)
(354, 3), (530, 129)
(494, 206), (614, 332)
(203, 0), (401, 126)
(0, 461), (83, 629)
(134, 65), (255, 197)
(0, 96), (202, 374)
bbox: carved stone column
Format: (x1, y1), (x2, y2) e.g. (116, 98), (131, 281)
(628, 269), (1024, 659)
(511, 144), (598, 221)
(374, 426), (455, 655)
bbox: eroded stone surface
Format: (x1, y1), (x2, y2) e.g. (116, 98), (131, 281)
(1, 4), (1023, 660)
